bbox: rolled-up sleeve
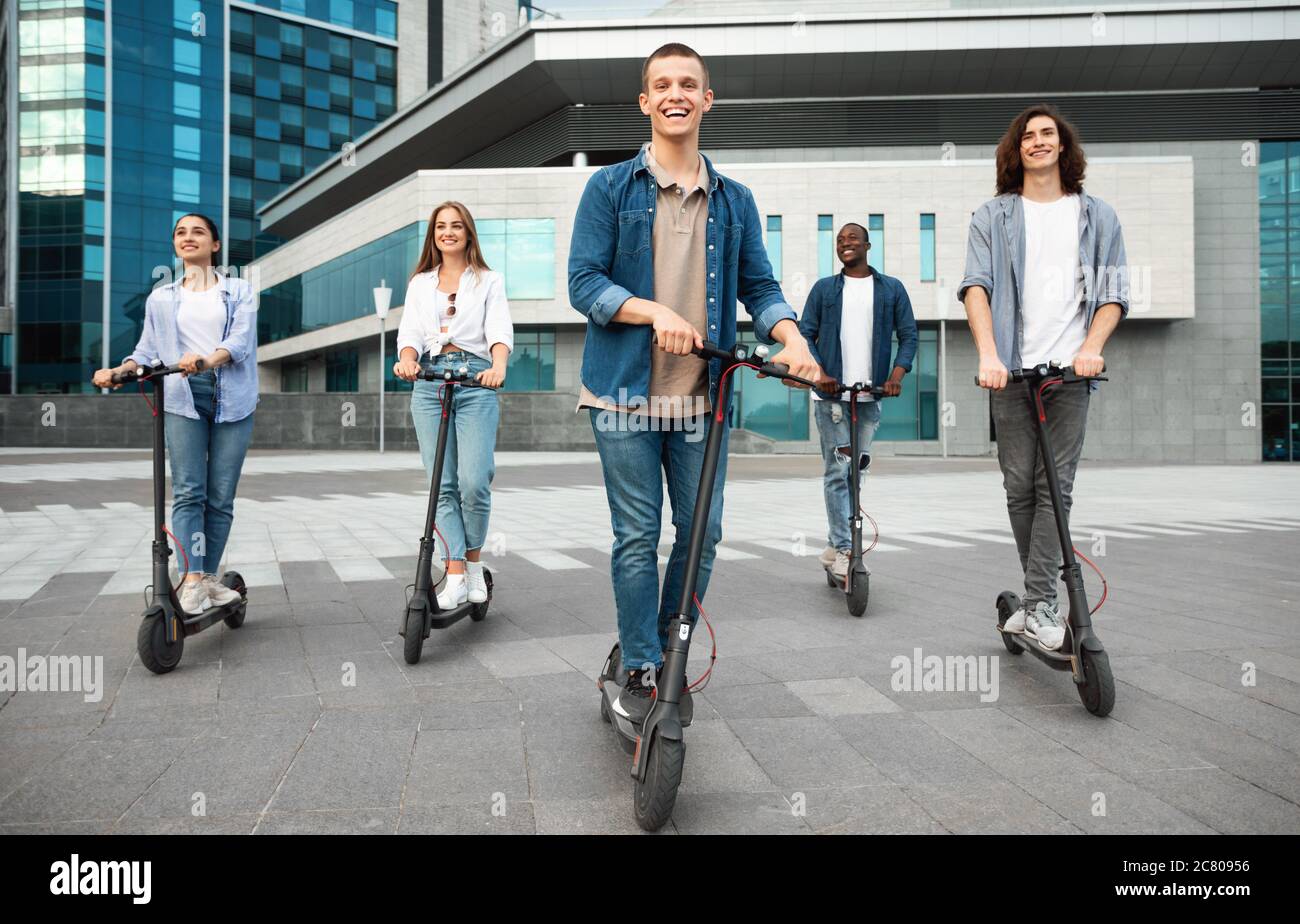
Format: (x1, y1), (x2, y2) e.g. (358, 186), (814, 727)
(568, 169), (633, 328)
(957, 204), (994, 304)
(215, 280), (258, 365)
(484, 272), (514, 354)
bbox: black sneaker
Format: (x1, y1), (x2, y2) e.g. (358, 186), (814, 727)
(611, 668), (656, 725)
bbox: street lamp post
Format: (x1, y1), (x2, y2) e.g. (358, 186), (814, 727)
(373, 279), (392, 453)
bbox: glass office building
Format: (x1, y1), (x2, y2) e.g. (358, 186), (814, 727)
(4, 0), (398, 393)
(1260, 140), (1299, 462)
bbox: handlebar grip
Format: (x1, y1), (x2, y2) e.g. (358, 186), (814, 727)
(110, 368), (139, 385)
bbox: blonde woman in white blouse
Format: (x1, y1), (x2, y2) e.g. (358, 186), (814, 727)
(394, 201), (514, 608)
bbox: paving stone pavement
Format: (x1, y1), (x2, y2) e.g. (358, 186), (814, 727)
(1, 449), (1298, 834)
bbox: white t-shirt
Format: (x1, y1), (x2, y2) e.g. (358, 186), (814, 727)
(176, 284), (225, 357)
(814, 273), (874, 402)
(1020, 193), (1087, 367)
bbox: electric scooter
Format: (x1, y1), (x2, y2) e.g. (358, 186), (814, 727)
(597, 341), (818, 831)
(400, 364), (495, 665)
(819, 381), (890, 617)
(112, 361), (248, 674)
(978, 362), (1115, 716)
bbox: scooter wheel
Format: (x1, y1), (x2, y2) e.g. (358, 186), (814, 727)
(996, 591), (1023, 655)
(469, 568), (492, 622)
(1077, 648), (1116, 717)
(223, 604), (247, 629)
(137, 609), (184, 674)
(599, 693), (611, 724)
(633, 730), (684, 832)
(847, 572), (869, 618)
(403, 607), (425, 665)
(825, 570), (838, 589)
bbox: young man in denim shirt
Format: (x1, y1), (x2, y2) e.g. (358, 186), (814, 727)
(799, 222), (917, 582)
(960, 103), (1129, 651)
(568, 43), (822, 723)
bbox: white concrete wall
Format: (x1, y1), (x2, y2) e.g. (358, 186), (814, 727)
(252, 156), (1197, 326)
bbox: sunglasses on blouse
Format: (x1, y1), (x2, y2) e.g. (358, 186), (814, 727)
(446, 291), (456, 317)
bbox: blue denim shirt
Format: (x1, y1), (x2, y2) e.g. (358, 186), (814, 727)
(567, 147), (796, 403)
(798, 268), (918, 389)
(125, 272), (259, 423)
(958, 190), (1130, 370)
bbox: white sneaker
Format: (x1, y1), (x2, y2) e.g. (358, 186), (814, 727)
(1003, 605), (1028, 634)
(1025, 601), (1066, 651)
(465, 561), (488, 604)
(436, 573), (468, 609)
(202, 574), (241, 606)
(818, 546), (837, 568)
(178, 581), (210, 615)
(830, 550), (850, 579)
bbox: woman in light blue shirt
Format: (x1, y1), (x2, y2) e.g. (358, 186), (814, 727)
(92, 214), (258, 615)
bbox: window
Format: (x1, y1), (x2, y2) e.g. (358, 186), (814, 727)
(173, 167), (201, 203)
(1259, 140), (1300, 461)
(732, 329), (809, 441)
(173, 125), (201, 161)
(817, 214), (833, 279)
(174, 81), (201, 117)
(281, 361), (309, 393)
(877, 327), (939, 441)
(504, 328), (556, 391)
(920, 213), (936, 282)
(173, 39), (201, 76)
(765, 215), (782, 281)
(868, 214), (884, 273)
(477, 219), (556, 299)
(173, 0), (201, 31)
(325, 348), (358, 392)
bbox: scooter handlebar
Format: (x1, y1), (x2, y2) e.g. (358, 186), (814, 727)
(111, 358), (203, 384)
(689, 340), (820, 389)
(415, 366), (498, 389)
(972, 362), (1107, 387)
(819, 381), (889, 399)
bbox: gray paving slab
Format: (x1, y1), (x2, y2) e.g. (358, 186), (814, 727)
(2, 455), (1298, 834)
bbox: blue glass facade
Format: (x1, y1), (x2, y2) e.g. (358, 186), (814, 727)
(259, 221), (419, 343)
(227, 4), (396, 266)
(1259, 141), (1299, 461)
(14, 0), (110, 392)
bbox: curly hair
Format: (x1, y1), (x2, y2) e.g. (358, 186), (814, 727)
(995, 104), (1087, 196)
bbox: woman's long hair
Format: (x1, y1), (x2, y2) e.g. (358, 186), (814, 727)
(411, 201), (491, 280)
(172, 212), (222, 269)
(994, 103), (1087, 196)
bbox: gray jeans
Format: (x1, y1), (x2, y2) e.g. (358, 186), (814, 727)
(989, 382), (1090, 609)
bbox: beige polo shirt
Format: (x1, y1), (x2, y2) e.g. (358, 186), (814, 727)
(578, 143), (711, 418)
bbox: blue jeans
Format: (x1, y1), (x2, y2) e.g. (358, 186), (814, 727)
(410, 351), (499, 561)
(814, 398), (881, 552)
(589, 409), (729, 674)
(163, 370), (255, 576)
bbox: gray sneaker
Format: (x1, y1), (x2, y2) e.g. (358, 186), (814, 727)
(819, 546), (837, 568)
(178, 580), (209, 615)
(1025, 601), (1066, 651)
(1003, 606), (1027, 634)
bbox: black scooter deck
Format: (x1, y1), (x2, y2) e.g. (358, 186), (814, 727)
(997, 625), (1081, 677)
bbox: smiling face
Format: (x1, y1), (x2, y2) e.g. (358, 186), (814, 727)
(836, 224), (869, 269)
(433, 206), (468, 258)
(1020, 114), (1063, 176)
(639, 54), (712, 141)
(173, 216), (219, 266)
